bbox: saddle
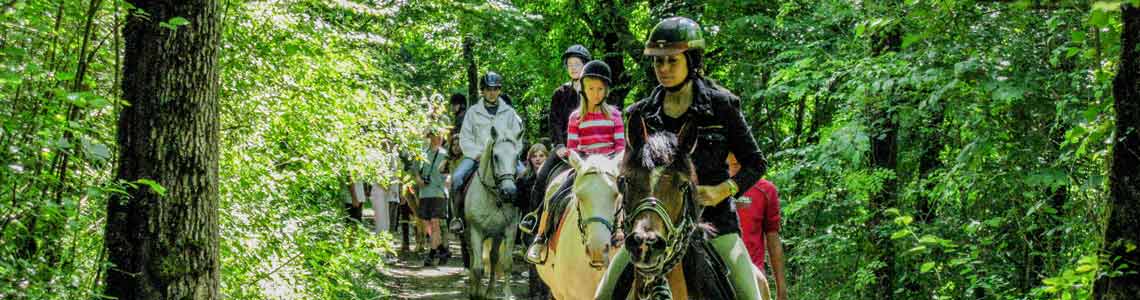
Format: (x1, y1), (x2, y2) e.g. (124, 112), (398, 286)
(544, 170), (576, 253)
(542, 167), (579, 253)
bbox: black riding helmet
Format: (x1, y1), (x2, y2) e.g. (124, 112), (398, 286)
(562, 44), (592, 65)
(644, 16), (706, 87)
(481, 71), (503, 89)
(579, 60), (612, 86)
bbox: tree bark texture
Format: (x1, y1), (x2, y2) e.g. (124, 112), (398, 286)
(464, 36), (478, 105)
(103, 1), (221, 299)
(1096, 4), (1140, 300)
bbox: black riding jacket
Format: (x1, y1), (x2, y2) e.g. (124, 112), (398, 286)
(545, 83), (581, 148)
(624, 78), (768, 235)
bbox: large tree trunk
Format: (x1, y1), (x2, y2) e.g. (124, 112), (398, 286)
(103, 1), (221, 299)
(592, 0), (639, 108)
(1095, 4), (1140, 299)
(464, 36), (478, 105)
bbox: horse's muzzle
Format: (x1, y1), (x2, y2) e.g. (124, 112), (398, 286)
(628, 231), (667, 269)
(588, 247), (609, 270)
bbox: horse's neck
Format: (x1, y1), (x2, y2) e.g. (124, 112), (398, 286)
(478, 142), (495, 181)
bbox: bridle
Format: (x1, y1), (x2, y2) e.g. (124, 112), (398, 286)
(574, 163), (621, 269)
(623, 168), (700, 279)
(623, 118), (703, 281)
(478, 135), (518, 204)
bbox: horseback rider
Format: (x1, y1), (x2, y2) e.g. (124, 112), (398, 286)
(595, 17), (769, 299)
(523, 60), (625, 264)
(520, 44), (591, 246)
(449, 71), (524, 232)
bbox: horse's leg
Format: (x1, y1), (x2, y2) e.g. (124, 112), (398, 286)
(502, 220), (518, 299)
(487, 237), (500, 300)
(468, 229), (485, 299)
(461, 232), (471, 268)
(416, 218), (427, 252)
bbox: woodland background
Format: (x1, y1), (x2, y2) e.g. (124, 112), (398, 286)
(2, 0), (1138, 299)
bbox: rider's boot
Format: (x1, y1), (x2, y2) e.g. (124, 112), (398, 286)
(525, 234), (548, 264)
(435, 244), (451, 265)
(423, 248), (437, 267)
(525, 212), (552, 264)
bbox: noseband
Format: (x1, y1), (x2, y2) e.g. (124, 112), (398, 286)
(624, 172), (700, 278)
(575, 166), (620, 243)
(479, 136), (518, 201)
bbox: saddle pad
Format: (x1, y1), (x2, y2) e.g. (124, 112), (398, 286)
(548, 199), (572, 253)
(544, 171), (577, 253)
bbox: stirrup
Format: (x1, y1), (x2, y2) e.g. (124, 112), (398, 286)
(449, 219), (464, 233)
(519, 212), (539, 234)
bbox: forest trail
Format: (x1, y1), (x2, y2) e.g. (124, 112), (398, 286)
(379, 232), (538, 299)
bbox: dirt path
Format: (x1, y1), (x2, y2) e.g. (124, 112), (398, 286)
(379, 235), (547, 300)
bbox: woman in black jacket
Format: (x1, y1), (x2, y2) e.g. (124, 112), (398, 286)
(594, 17), (768, 300)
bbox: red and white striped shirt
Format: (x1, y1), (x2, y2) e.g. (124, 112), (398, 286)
(566, 107), (625, 155)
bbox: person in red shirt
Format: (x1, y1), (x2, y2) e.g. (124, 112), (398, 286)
(728, 153), (789, 300)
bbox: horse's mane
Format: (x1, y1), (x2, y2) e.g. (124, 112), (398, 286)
(621, 131), (714, 236)
(622, 132), (694, 184)
(625, 132), (677, 170)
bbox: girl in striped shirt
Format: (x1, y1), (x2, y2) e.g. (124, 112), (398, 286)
(526, 60), (624, 264)
(563, 67), (625, 156)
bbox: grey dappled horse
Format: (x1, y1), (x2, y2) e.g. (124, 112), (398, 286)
(464, 127), (523, 300)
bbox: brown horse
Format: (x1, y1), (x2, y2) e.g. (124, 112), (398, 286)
(617, 127), (734, 300)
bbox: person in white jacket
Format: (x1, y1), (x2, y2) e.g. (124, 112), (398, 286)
(449, 71), (524, 232)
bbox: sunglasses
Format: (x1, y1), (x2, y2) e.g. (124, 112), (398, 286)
(652, 56), (684, 67)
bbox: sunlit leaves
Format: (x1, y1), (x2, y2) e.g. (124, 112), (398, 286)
(158, 16), (191, 30)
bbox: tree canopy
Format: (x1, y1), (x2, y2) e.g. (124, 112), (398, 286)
(1, 0), (1137, 299)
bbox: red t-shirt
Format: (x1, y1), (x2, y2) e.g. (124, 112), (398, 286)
(737, 179), (781, 267)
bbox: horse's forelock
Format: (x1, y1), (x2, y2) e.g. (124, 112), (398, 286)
(640, 132), (677, 169)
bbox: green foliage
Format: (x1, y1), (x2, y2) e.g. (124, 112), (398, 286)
(706, 0), (1122, 299)
(1, 0), (1130, 299)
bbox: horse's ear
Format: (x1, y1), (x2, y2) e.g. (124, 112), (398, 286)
(639, 116), (650, 142)
(490, 126), (498, 139)
(567, 150), (583, 171)
(678, 122), (698, 155)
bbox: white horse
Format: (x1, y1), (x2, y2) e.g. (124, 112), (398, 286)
(463, 127), (522, 300)
(536, 151), (623, 300)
